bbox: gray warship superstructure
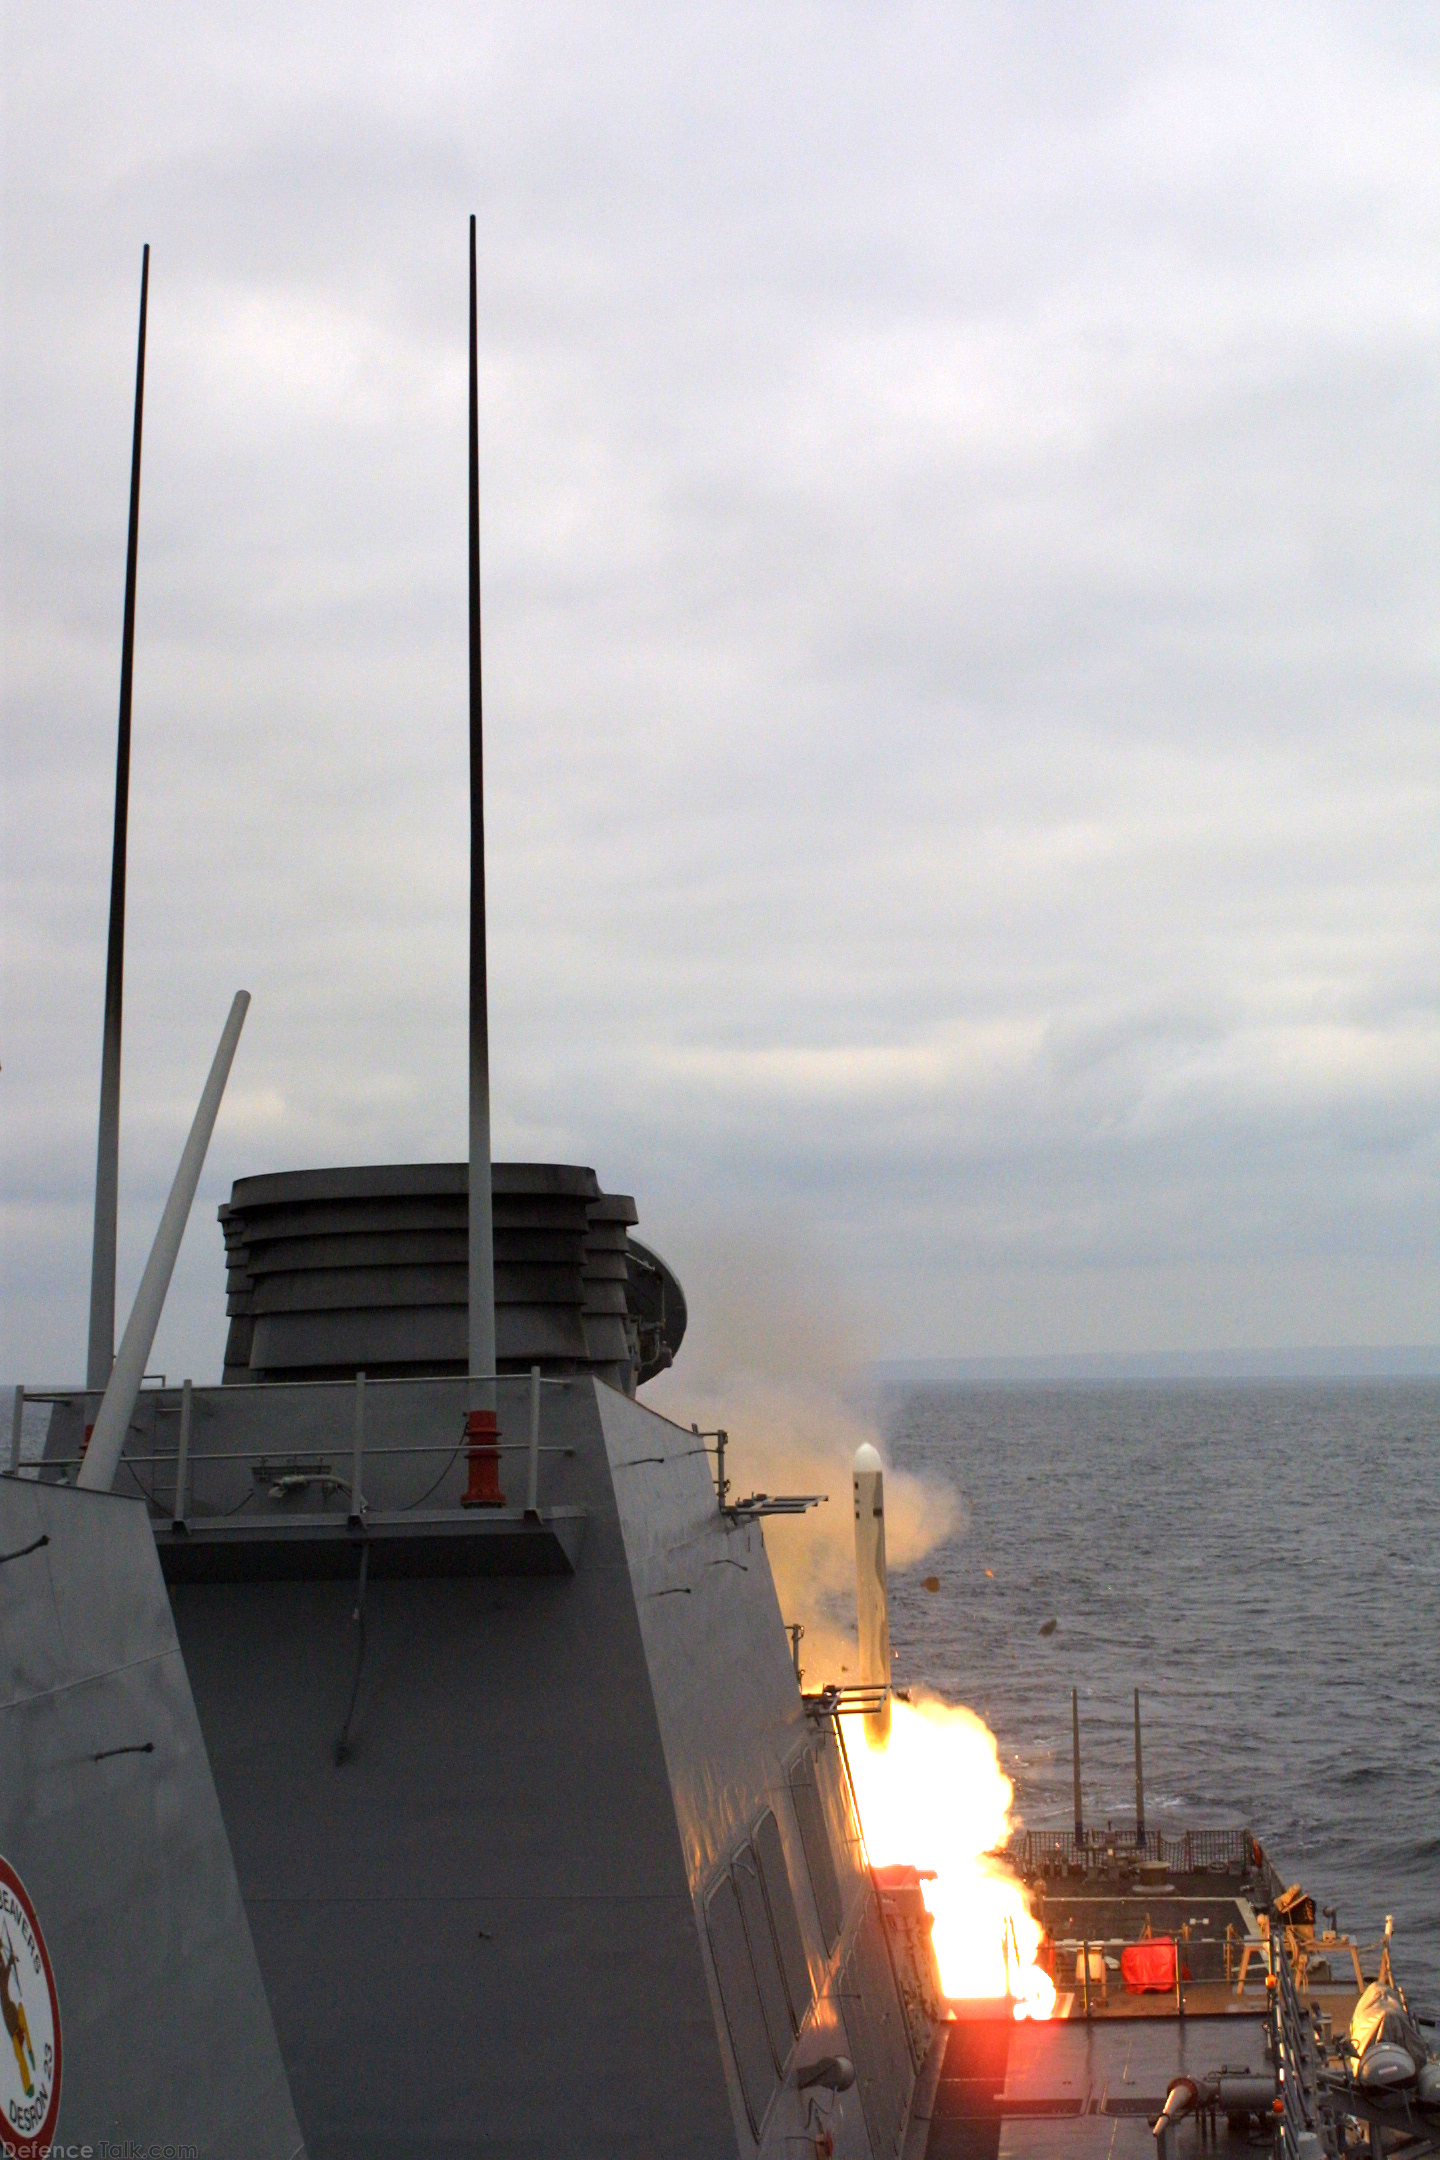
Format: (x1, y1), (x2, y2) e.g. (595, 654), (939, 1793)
(11, 1264), (1440, 2160)
(11, 1279), (934, 2158)
(215, 1161), (685, 1396)
(4, 236), (1435, 2160)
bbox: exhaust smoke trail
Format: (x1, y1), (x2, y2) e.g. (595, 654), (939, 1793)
(645, 1232), (1052, 2014)
(643, 1232), (960, 1678)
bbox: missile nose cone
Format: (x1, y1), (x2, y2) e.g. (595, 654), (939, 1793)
(853, 1443), (884, 1475)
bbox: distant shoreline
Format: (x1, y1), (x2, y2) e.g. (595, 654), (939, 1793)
(870, 1347), (1440, 1385)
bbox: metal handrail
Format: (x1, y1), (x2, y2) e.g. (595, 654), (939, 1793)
(1270, 1925), (1322, 2155)
(1009, 1825), (1252, 1871)
(15, 1369), (575, 1402)
(11, 1364), (568, 1527)
(32, 1445), (574, 1465)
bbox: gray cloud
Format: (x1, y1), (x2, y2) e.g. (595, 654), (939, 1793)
(3, 1), (1438, 1385)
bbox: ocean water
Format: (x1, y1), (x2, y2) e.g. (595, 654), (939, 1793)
(880, 1382), (1440, 2009)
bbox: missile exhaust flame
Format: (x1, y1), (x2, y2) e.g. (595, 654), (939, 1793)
(846, 1444), (1054, 2020)
(842, 1695), (1056, 2018)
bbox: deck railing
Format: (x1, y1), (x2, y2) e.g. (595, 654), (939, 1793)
(6, 1367), (576, 1524)
(1007, 1825), (1254, 1876)
(1270, 1925), (1324, 2156)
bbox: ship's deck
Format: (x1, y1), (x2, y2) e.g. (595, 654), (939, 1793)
(1035, 1877), (1364, 2017)
(911, 2008), (1276, 2157)
(904, 1865), (1374, 2157)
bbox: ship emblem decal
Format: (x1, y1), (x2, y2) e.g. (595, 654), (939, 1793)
(0, 1857), (61, 2160)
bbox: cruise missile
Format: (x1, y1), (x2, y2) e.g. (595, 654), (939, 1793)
(853, 1442), (891, 1745)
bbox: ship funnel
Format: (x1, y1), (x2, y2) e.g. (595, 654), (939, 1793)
(86, 243), (150, 1406)
(463, 212), (501, 1504)
(853, 1442), (891, 1745)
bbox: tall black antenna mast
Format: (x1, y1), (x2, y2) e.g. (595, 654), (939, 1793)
(464, 213), (501, 1501)
(86, 244), (150, 1401)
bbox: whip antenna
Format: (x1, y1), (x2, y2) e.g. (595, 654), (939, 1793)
(86, 243), (149, 1401)
(463, 214), (502, 1504)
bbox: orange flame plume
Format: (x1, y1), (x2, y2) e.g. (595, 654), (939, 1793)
(843, 1695), (1056, 2021)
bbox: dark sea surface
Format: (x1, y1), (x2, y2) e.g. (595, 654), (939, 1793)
(879, 1382), (1440, 2009)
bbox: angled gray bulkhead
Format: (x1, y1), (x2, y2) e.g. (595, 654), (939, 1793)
(164, 1377), (740, 2157)
(0, 1477), (304, 2158)
(594, 1387), (916, 2160)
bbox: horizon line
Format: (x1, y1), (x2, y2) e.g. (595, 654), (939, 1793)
(870, 1345), (1440, 1382)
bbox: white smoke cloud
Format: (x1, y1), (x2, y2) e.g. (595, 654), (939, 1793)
(645, 1231), (961, 1681)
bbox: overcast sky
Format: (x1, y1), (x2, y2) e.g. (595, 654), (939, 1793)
(3, 2), (1438, 1388)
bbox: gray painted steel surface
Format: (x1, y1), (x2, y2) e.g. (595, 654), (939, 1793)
(165, 1378), (738, 2156)
(595, 1384), (917, 2158)
(910, 2012), (1275, 2160)
(0, 1476), (303, 2157)
(625, 1234), (688, 1384)
(80, 988), (249, 1493)
(152, 1505), (586, 1581)
(218, 1162), (685, 1394)
(27, 1373), (920, 2154)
